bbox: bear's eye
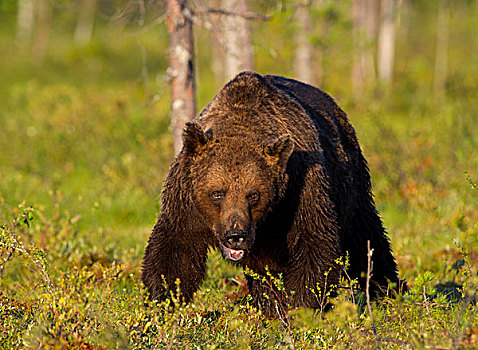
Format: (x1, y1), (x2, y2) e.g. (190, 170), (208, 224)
(210, 190), (225, 202)
(247, 191), (260, 204)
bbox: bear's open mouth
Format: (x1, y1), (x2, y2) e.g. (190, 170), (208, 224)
(221, 245), (245, 262)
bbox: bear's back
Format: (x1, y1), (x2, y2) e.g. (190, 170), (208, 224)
(197, 72), (321, 152)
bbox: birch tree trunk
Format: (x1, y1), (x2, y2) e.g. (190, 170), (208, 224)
(434, 0), (450, 97)
(377, 0), (398, 85)
(17, 0), (34, 43)
(74, 0), (97, 45)
(167, 0), (196, 156)
(210, 0), (226, 88)
(31, 0), (52, 65)
(294, 2), (317, 86)
(352, 0), (379, 91)
(222, 0), (254, 80)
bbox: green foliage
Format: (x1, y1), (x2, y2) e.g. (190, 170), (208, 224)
(1, 0), (478, 348)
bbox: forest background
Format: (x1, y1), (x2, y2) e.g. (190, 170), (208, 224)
(0, 0), (477, 348)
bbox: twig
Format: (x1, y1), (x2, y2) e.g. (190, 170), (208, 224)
(338, 255), (357, 305)
(319, 270), (330, 313)
(0, 248), (13, 278)
(125, 14), (167, 37)
(423, 285), (437, 345)
(248, 268), (295, 350)
(166, 322), (177, 350)
(366, 240), (380, 350)
(137, 0), (146, 26)
(264, 276), (295, 349)
(465, 171), (478, 190)
(0, 236), (54, 295)
(194, 7), (270, 21)
(136, 37), (149, 102)
(451, 292), (477, 349)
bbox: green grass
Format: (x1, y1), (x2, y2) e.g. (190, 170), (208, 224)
(1, 2), (477, 349)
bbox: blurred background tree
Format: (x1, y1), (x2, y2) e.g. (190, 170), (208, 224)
(74, 0), (97, 45)
(221, 0), (254, 79)
(294, 0), (317, 86)
(167, 0), (196, 155)
(6, 0), (471, 116)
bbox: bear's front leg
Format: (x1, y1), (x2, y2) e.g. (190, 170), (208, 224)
(142, 216), (210, 303)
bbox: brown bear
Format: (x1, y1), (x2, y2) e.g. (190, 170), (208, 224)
(142, 71), (404, 317)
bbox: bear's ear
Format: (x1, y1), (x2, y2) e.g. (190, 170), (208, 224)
(264, 134), (294, 170)
(183, 122), (212, 155)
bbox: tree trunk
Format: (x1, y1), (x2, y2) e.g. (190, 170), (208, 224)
(377, 0), (398, 85)
(17, 0), (34, 43)
(209, 0), (226, 88)
(167, 0), (196, 156)
(31, 0), (52, 65)
(352, 0), (379, 91)
(222, 0), (254, 80)
(74, 0), (97, 45)
(434, 0), (450, 98)
(294, 2), (317, 86)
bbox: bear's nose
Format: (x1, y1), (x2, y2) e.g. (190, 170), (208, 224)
(224, 230), (247, 248)
(229, 213), (241, 227)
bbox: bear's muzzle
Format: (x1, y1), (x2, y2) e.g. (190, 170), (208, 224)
(224, 229), (247, 249)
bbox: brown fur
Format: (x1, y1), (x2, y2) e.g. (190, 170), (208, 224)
(142, 72), (403, 317)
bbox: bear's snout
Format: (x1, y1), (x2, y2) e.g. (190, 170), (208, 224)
(224, 229), (248, 249)
(221, 229), (249, 262)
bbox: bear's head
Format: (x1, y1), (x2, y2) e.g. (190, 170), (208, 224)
(183, 122), (293, 263)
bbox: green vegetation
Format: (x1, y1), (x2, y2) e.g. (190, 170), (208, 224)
(0, 1), (477, 348)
